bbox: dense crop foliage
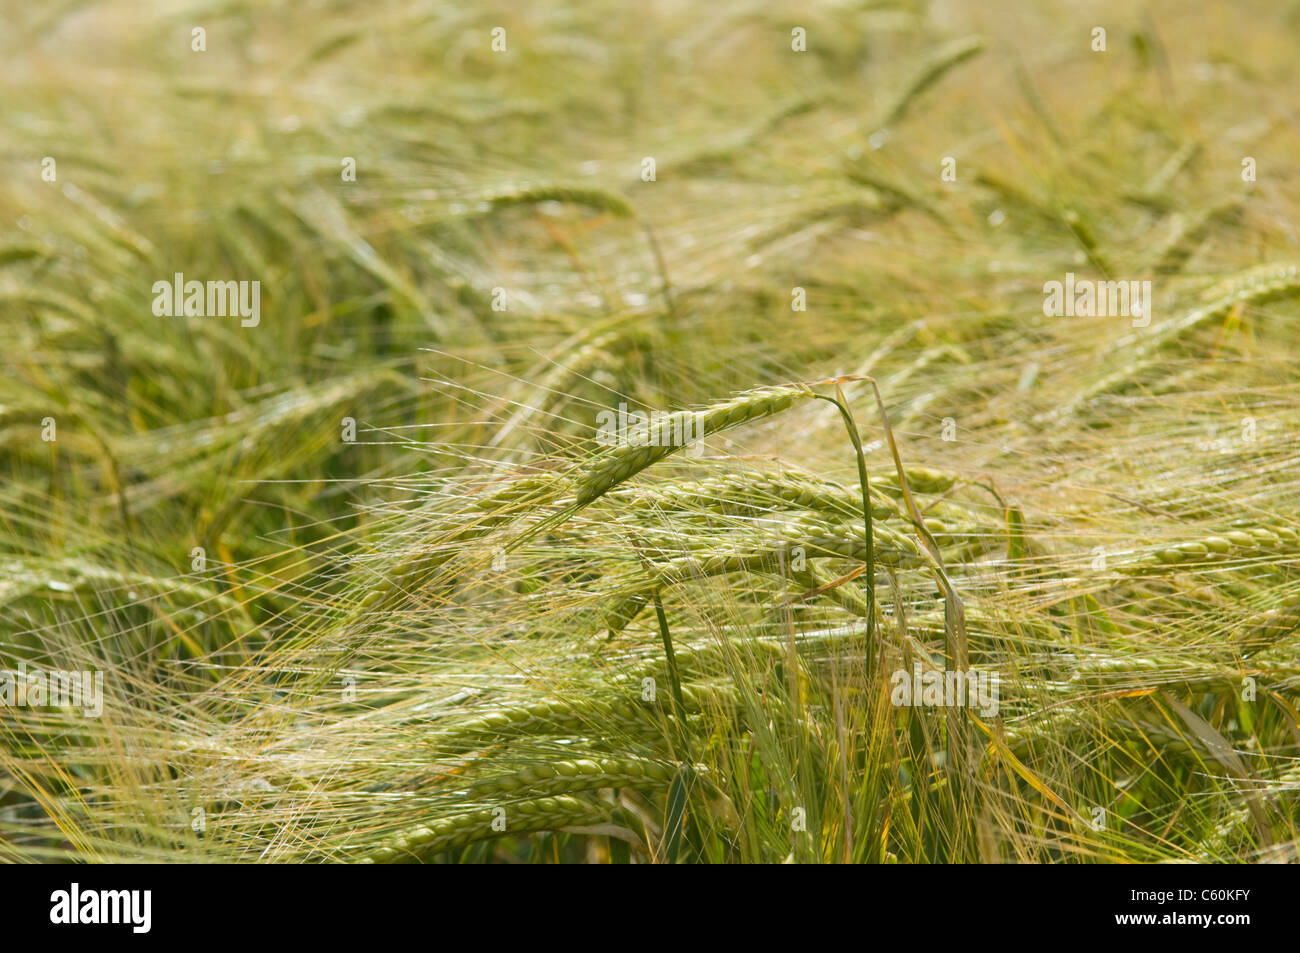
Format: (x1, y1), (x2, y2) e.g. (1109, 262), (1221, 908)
(1, 0), (1297, 863)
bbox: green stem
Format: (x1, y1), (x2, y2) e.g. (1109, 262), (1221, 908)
(813, 392), (876, 681)
(653, 592), (687, 722)
(652, 591), (690, 863)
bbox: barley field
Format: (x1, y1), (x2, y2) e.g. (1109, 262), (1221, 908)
(1, 0), (1298, 864)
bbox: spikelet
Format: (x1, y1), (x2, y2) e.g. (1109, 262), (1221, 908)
(613, 469), (899, 521)
(357, 795), (611, 863)
(574, 384), (812, 506)
(465, 756), (679, 798)
(1123, 522), (1299, 570)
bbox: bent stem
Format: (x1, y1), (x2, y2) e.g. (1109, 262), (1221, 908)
(822, 375), (976, 848)
(855, 375), (975, 843)
(812, 386), (877, 684)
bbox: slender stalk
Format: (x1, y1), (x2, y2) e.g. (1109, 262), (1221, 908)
(813, 390), (877, 682)
(652, 591), (690, 863)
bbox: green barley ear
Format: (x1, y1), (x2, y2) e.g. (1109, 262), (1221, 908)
(879, 35), (984, 128)
(573, 384), (813, 506)
(357, 795), (612, 863)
